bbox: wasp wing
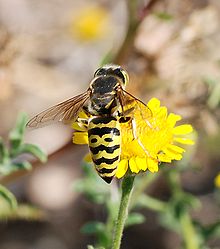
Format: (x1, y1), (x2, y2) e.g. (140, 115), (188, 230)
(118, 89), (152, 121)
(26, 91), (90, 129)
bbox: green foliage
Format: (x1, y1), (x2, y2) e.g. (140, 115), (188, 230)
(74, 163), (110, 204)
(0, 112), (47, 175)
(74, 163), (116, 248)
(125, 212), (145, 227)
(194, 221), (220, 249)
(82, 221), (109, 247)
(0, 184), (17, 210)
(0, 112), (47, 219)
(159, 191), (200, 233)
(78, 163), (220, 249)
(0, 198), (44, 220)
(136, 194), (166, 212)
(203, 77), (220, 109)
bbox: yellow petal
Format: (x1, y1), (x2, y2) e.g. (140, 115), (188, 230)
(167, 113), (182, 126)
(135, 157), (148, 171)
(146, 158), (158, 172)
(214, 173), (220, 188)
(155, 106), (167, 120)
(174, 137), (195, 145)
(115, 159), (128, 178)
(173, 124), (193, 135)
(129, 158), (140, 173)
(128, 140), (146, 157)
(147, 98), (160, 110)
(162, 148), (183, 160)
(73, 132), (88, 144)
(157, 154), (172, 163)
(167, 144), (185, 154)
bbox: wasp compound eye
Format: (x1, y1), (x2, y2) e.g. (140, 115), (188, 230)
(110, 67), (129, 86)
(94, 68), (106, 77)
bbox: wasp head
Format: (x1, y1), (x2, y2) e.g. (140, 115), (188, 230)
(94, 64), (129, 87)
(89, 65), (129, 115)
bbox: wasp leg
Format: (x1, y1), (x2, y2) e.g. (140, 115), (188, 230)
(75, 118), (88, 131)
(131, 118), (159, 163)
(121, 103), (153, 129)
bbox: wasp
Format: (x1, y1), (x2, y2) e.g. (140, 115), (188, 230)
(27, 65), (152, 183)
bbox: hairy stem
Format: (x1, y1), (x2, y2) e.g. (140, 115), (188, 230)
(111, 175), (135, 249)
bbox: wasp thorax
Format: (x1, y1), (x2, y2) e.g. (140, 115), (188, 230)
(89, 76), (119, 115)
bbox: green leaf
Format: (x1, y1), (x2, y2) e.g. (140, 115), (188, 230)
(12, 204), (44, 220)
(17, 144), (47, 163)
(0, 203), (45, 220)
(81, 221), (105, 235)
(136, 194), (166, 212)
(0, 184), (17, 210)
(125, 212), (145, 227)
(81, 221), (109, 248)
(12, 161), (32, 171)
(159, 192), (201, 233)
(0, 137), (9, 164)
(9, 112), (28, 153)
(196, 221), (220, 240)
(0, 161), (32, 175)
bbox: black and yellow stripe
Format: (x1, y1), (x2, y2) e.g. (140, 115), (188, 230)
(88, 117), (121, 183)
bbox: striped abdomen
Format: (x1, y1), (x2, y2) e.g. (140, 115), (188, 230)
(88, 117), (121, 183)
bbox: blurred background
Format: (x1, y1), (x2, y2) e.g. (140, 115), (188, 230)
(0, 0), (220, 248)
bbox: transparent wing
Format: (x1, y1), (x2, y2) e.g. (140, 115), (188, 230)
(26, 91), (90, 129)
(118, 89), (155, 160)
(118, 89), (152, 121)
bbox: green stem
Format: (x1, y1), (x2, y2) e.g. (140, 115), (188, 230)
(111, 175), (135, 249)
(180, 211), (200, 249)
(167, 170), (200, 249)
(105, 182), (120, 248)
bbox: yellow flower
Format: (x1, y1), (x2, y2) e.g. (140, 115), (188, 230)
(72, 98), (194, 179)
(69, 5), (109, 41)
(214, 173), (220, 188)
